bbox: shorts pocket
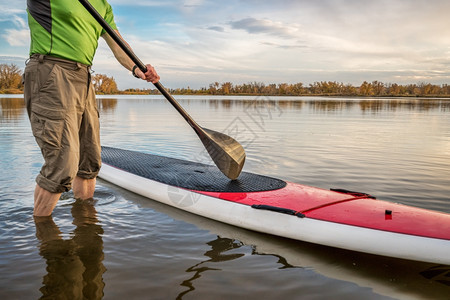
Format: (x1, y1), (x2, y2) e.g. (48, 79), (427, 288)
(39, 63), (59, 91)
(38, 64), (66, 109)
(30, 108), (65, 150)
(39, 63), (80, 110)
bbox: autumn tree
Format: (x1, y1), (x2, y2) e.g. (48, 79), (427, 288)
(220, 82), (233, 94)
(208, 82), (220, 94)
(91, 74), (118, 94)
(359, 81), (374, 96)
(387, 83), (401, 95)
(371, 81), (385, 96)
(418, 82), (441, 95)
(0, 64), (23, 91)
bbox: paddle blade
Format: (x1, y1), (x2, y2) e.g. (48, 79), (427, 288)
(200, 128), (246, 180)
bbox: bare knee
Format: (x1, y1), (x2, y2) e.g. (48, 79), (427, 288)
(34, 185), (61, 217)
(72, 176), (96, 200)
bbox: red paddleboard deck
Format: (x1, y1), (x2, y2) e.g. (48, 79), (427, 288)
(100, 147), (450, 265)
(199, 184), (450, 241)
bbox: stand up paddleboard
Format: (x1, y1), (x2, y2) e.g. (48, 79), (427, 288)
(99, 146), (450, 265)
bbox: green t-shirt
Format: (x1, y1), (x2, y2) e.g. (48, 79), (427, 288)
(27, 0), (117, 65)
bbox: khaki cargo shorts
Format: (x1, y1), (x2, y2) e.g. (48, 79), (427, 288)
(24, 54), (101, 193)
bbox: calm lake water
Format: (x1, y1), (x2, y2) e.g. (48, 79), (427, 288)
(0, 95), (449, 299)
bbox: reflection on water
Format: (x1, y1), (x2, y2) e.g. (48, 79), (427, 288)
(0, 98), (25, 122)
(35, 199), (105, 299)
(358, 99), (450, 113)
(0, 97), (118, 121)
(178, 237), (244, 299)
(420, 266), (450, 287)
(2, 96), (450, 122)
(97, 98), (117, 113)
(307, 99), (356, 112)
(207, 97), (450, 113)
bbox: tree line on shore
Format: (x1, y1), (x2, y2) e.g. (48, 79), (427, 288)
(1, 63), (450, 97)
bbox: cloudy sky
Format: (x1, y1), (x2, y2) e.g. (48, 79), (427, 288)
(1, 0), (449, 89)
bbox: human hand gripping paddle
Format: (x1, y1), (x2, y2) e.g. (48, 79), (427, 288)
(78, 0), (245, 180)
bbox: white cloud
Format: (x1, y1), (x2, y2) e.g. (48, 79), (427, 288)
(0, 3), (26, 20)
(10, 14), (27, 28)
(229, 18), (300, 39)
(2, 28), (29, 47)
(1, 15), (29, 47)
(108, 0), (170, 7)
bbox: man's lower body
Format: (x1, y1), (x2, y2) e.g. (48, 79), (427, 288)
(24, 54), (101, 216)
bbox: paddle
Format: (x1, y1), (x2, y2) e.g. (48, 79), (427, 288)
(78, 0), (246, 180)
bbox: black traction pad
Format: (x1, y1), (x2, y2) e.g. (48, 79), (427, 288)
(101, 146), (287, 193)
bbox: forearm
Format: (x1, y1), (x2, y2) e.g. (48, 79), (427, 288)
(102, 30), (135, 71)
(102, 30), (160, 83)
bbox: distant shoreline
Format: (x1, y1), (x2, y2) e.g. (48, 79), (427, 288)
(2, 90), (450, 98)
(3, 63), (450, 97)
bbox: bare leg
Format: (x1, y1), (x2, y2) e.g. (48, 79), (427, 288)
(34, 185), (61, 217)
(73, 176), (96, 200)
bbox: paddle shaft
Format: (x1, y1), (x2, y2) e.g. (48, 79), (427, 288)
(78, 0), (202, 133)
